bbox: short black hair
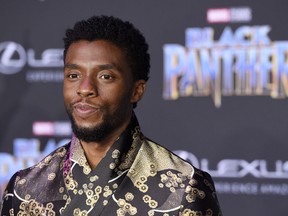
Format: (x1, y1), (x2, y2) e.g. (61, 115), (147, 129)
(63, 15), (150, 82)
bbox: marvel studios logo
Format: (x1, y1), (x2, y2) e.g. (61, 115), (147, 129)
(207, 7), (252, 23)
(32, 121), (72, 136)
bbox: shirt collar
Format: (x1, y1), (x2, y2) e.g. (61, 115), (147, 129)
(68, 113), (142, 175)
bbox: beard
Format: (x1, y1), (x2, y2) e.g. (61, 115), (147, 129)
(66, 105), (129, 143)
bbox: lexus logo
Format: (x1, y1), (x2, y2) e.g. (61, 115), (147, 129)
(0, 41), (63, 75)
(0, 41), (26, 74)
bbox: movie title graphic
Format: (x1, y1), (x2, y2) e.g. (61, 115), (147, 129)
(163, 25), (288, 107)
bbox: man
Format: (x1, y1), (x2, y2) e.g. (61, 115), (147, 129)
(1, 15), (222, 215)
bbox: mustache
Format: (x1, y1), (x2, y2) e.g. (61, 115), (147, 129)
(67, 99), (103, 114)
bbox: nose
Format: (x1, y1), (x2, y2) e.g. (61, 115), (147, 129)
(77, 76), (97, 98)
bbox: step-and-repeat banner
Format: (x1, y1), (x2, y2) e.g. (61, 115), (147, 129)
(1, 1), (288, 215)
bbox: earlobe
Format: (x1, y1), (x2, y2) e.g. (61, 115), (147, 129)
(131, 80), (146, 103)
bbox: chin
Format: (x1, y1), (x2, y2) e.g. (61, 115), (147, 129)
(74, 114), (103, 127)
(76, 121), (101, 130)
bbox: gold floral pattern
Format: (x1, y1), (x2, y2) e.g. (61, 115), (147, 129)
(1, 115), (222, 215)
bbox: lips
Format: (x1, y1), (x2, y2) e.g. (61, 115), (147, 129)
(73, 102), (99, 118)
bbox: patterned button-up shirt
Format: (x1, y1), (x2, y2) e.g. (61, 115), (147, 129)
(1, 116), (222, 215)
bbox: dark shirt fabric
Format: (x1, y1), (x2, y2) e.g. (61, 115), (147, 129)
(1, 115), (222, 215)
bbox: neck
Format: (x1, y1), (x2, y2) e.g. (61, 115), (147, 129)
(80, 115), (132, 170)
(80, 136), (119, 169)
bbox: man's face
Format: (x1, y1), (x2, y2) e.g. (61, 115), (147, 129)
(63, 40), (144, 142)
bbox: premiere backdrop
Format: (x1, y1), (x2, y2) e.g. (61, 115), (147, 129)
(1, 0), (288, 215)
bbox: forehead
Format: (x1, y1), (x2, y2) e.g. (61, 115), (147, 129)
(65, 40), (127, 64)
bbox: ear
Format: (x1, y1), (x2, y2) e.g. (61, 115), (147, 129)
(130, 80), (146, 104)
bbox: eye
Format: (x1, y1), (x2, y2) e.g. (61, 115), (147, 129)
(67, 73), (80, 79)
(99, 74), (114, 80)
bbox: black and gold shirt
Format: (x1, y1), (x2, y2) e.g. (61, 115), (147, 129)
(1, 116), (222, 215)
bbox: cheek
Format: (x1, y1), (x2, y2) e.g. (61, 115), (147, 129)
(101, 88), (131, 108)
(63, 84), (75, 105)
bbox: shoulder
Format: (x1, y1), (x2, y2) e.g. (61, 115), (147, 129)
(139, 138), (219, 193)
(5, 142), (70, 190)
(142, 139), (217, 188)
(23, 142), (69, 173)
(133, 138), (222, 214)
(139, 138), (195, 176)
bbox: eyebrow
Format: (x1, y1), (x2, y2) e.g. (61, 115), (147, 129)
(98, 64), (116, 70)
(64, 63), (117, 70)
(64, 63), (79, 70)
